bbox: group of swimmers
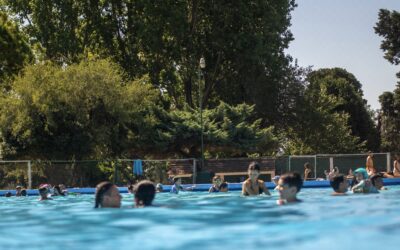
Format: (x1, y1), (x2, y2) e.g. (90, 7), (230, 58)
(4, 152), (399, 207)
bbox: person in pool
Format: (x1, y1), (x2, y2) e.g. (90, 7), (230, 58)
(134, 180), (156, 208)
(20, 189), (27, 196)
(38, 184), (53, 201)
(5, 192), (12, 197)
(393, 155), (400, 177)
(156, 183), (164, 193)
(370, 173), (387, 190)
(94, 181), (122, 208)
(209, 175), (222, 193)
(242, 162), (270, 196)
(272, 176), (280, 190)
(330, 174), (348, 196)
(304, 162), (313, 181)
(53, 185), (66, 196)
(351, 168), (378, 194)
(276, 172), (303, 205)
(15, 185), (23, 196)
(170, 177), (195, 194)
(366, 152), (377, 176)
(219, 182), (229, 192)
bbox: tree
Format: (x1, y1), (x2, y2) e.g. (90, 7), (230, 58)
(3, 0), (298, 126)
(0, 59), (162, 160)
(283, 84), (365, 154)
(0, 11), (33, 87)
(378, 88), (400, 152)
(374, 9), (400, 152)
(375, 9), (400, 77)
(306, 68), (380, 150)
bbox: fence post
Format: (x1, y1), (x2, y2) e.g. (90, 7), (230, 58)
(314, 155), (317, 179)
(329, 157), (334, 171)
(192, 159), (197, 184)
(387, 152), (391, 172)
(28, 160), (32, 189)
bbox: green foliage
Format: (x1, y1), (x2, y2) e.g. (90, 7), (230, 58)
(3, 0), (297, 123)
(375, 9), (400, 68)
(283, 82), (365, 154)
(162, 102), (278, 157)
(378, 87), (400, 152)
(307, 68), (380, 150)
(0, 59), (162, 159)
(0, 11), (33, 87)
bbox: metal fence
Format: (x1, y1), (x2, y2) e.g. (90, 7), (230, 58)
(0, 153), (395, 189)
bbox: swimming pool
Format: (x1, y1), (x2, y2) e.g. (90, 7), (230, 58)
(1, 187), (400, 250)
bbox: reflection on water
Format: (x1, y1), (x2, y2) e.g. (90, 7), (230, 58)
(1, 187), (400, 250)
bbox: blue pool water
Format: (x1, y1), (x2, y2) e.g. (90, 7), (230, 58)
(1, 187), (400, 250)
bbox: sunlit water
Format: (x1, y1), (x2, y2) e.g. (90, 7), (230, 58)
(1, 187), (400, 250)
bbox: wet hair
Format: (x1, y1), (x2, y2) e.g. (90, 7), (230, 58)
(38, 187), (48, 195)
(280, 172), (303, 193)
(219, 182), (228, 190)
(94, 181), (115, 208)
(330, 174), (345, 192)
(5, 192), (12, 197)
(54, 185), (65, 196)
(248, 162), (260, 171)
(370, 173), (384, 188)
(134, 180), (156, 207)
(20, 189), (27, 196)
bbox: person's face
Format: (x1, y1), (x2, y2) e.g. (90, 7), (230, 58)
(213, 178), (222, 186)
(16, 187), (22, 193)
(102, 186), (122, 208)
(355, 172), (364, 182)
(277, 179), (296, 200)
(338, 180), (349, 193)
(248, 169), (260, 180)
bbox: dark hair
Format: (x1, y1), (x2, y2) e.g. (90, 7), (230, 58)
(370, 173), (383, 187)
(95, 181), (114, 208)
(219, 182), (228, 190)
(248, 162), (260, 171)
(304, 162), (311, 169)
(38, 187), (48, 195)
(134, 180), (156, 207)
(330, 174), (345, 192)
(20, 189), (27, 196)
(280, 172), (303, 192)
(54, 185), (65, 196)
(5, 192), (12, 197)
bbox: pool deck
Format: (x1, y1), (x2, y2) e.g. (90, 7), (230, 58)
(2, 178), (400, 196)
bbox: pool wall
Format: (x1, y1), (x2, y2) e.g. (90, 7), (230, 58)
(2, 178), (400, 196)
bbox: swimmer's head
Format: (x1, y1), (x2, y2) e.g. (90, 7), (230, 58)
(95, 181), (121, 208)
(20, 189), (27, 196)
(272, 175), (280, 185)
(330, 174), (348, 193)
(156, 183), (163, 192)
(248, 162), (261, 180)
(277, 172), (303, 201)
(212, 175), (222, 186)
(354, 168), (368, 181)
(134, 180), (156, 207)
(5, 192), (12, 197)
(370, 174), (384, 190)
(38, 184), (50, 199)
(219, 182), (228, 192)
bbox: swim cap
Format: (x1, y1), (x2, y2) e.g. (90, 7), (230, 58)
(354, 168), (368, 179)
